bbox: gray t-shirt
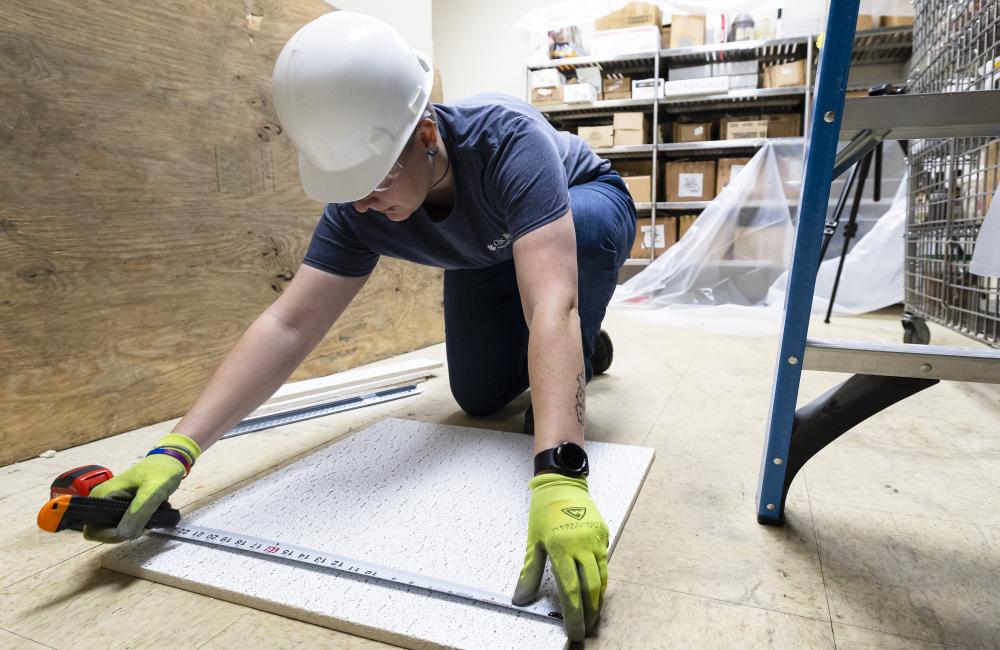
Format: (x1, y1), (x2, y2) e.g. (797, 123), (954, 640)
(303, 93), (611, 276)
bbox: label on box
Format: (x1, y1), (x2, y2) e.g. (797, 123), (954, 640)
(642, 224), (665, 249)
(632, 78), (664, 99)
(677, 173), (704, 198)
(727, 120), (768, 139)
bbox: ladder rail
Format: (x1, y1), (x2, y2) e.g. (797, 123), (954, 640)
(756, 0), (862, 523)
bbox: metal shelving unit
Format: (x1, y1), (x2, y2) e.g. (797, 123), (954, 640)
(526, 26), (913, 267)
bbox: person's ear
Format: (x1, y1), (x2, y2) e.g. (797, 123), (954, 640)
(418, 119), (437, 152)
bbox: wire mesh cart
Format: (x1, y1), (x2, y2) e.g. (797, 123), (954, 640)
(754, 0), (1000, 525)
(904, 0), (1000, 346)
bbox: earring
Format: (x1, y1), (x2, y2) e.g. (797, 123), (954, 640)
(427, 147), (438, 156)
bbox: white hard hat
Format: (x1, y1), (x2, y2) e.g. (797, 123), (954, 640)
(272, 12), (435, 203)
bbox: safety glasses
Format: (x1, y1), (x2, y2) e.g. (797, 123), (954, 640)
(371, 110), (436, 193)
(372, 158), (405, 193)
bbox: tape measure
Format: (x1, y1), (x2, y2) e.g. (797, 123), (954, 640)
(224, 385), (421, 439)
(153, 523), (562, 622)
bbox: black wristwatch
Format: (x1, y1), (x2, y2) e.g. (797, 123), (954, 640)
(534, 442), (589, 477)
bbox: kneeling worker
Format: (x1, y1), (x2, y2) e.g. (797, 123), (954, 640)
(84, 12), (636, 640)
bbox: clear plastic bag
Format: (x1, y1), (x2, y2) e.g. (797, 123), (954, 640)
(970, 185), (1000, 277)
(766, 170), (908, 314)
(613, 140), (909, 315)
(613, 140), (803, 307)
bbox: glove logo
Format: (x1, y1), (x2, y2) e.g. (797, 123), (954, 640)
(561, 507), (586, 520)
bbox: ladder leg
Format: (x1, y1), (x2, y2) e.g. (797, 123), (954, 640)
(756, 0), (861, 524)
(761, 374), (938, 525)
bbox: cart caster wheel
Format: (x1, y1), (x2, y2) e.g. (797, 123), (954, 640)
(757, 514), (785, 526)
(902, 315), (930, 345)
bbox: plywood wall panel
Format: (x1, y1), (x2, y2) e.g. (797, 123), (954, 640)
(0, 1), (445, 464)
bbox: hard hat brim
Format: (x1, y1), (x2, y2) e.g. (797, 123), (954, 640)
(297, 49), (436, 205)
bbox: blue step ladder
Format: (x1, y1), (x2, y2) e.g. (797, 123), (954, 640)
(755, 0), (1000, 525)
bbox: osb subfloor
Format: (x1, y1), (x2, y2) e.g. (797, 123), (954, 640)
(2, 306), (999, 649)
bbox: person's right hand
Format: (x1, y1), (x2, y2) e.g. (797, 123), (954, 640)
(83, 433), (201, 543)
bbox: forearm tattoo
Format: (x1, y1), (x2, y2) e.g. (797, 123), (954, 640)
(575, 367), (586, 424)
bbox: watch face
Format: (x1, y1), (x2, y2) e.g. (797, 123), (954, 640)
(556, 442), (588, 473)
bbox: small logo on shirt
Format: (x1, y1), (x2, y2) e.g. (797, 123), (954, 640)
(487, 233), (512, 252)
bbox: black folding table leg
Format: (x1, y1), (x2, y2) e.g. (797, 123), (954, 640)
(760, 373), (939, 525)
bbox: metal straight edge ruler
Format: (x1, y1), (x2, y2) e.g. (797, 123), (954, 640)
(152, 523), (562, 623)
(223, 385), (421, 439)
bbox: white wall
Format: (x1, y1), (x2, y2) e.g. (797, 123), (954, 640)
(432, 0), (548, 102)
(332, 0), (435, 58)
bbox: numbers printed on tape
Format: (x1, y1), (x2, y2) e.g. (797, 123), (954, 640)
(155, 524), (562, 622)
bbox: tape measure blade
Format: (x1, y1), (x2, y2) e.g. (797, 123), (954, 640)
(152, 524), (560, 622)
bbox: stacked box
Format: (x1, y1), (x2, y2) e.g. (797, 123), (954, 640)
(578, 125), (614, 148)
(673, 122), (712, 142)
(716, 157), (752, 194)
(630, 217), (677, 258)
(613, 112), (648, 146)
(665, 161), (717, 201)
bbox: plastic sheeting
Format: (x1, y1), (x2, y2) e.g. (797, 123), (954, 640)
(766, 171), (908, 314)
(513, 0), (787, 64)
(613, 140), (909, 316)
(613, 140), (803, 307)
(970, 185), (1000, 277)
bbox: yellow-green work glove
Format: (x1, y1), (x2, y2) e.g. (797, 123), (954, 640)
(512, 473), (610, 641)
(83, 433), (201, 543)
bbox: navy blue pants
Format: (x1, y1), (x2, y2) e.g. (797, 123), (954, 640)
(443, 172), (637, 416)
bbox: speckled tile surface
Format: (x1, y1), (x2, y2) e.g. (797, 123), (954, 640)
(102, 418), (654, 650)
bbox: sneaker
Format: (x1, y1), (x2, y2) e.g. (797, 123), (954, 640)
(592, 329), (614, 375)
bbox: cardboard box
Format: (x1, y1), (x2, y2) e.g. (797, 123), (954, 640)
(595, 1), (662, 31)
(764, 60), (806, 88)
(613, 112), (647, 131)
(632, 77), (665, 99)
(663, 76), (729, 97)
(846, 89), (871, 98)
(669, 64), (712, 80)
(729, 73), (759, 90)
(673, 122), (713, 142)
(679, 214), (698, 239)
(881, 15), (914, 27)
(603, 76), (632, 100)
(578, 125), (614, 148)
(623, 175), (652, 203)
(711, 60), (758, 76)
(765, 113), (801, 138)
(530, 86), (563, 106)
(725, 119), (768, 139)
(614, 129), (646, 147)
(530, 69), (564, 89)
(716, 157), (752, 194)
(856, 14), (875, 31)
(665, 161), (717, 201)
(670, 15), (706, 49)
(590, 25), (661, 57)
(733, 225), (788, 261)
(660, 26), (671, 49)
(630, 217), (677, 258)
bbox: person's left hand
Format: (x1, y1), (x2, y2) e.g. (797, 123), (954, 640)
(512, 473), (609, 641)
